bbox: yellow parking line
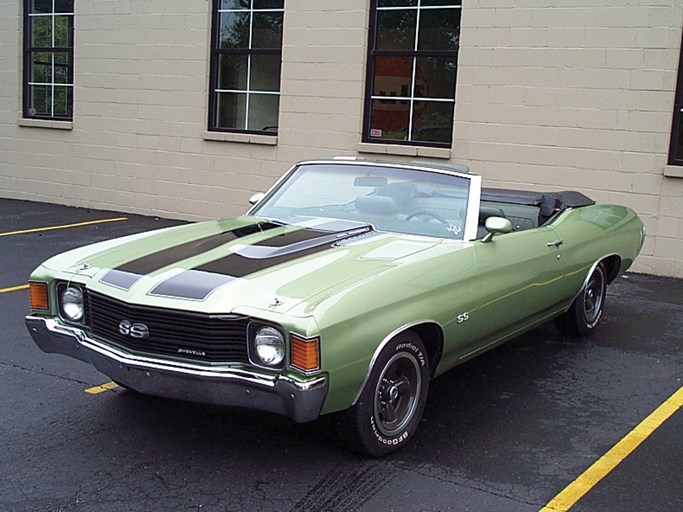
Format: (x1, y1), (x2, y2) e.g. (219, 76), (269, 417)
(0, 284), (30, 294)
(540, 385), (683, 512)
(85, 381), (120, 395)
(0, 217), (128, 238)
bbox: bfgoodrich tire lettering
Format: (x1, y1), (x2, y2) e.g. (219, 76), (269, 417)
(337, 331), (430, 457)
(555, 262), (607, 337)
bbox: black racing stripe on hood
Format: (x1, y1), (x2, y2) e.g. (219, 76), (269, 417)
(115, 221), (283, 276)
(149, 270), (236, 300)
(194, 244), (331, 278)
(193, 225), (372, 279)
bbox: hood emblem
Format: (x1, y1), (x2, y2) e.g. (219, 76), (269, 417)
(269, 297), (285, 307)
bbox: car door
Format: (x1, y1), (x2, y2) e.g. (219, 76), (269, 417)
(455, 225), (568, 357)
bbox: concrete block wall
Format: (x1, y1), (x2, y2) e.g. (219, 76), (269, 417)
(455, 0), (683, 276)
(0, 0), (682, 277)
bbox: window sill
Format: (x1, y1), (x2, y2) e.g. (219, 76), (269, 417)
(18, 118), (73, 130)
(357, 142), (451, 160)
(663, 165), (683, 178)
(203, 131), (277, 145)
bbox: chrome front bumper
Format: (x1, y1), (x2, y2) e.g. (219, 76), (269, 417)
(25, 316), (328, 423)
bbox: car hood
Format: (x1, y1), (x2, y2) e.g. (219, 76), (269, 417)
(39, 216), (446, 316)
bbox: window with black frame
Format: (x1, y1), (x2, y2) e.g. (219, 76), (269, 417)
(669, 34), (683, 166)
(209, 0), (284, 134)
(23, 0), (74, 120)
(364, 0), (461, 147)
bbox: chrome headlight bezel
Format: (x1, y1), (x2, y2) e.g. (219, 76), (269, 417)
(57, 283), (86, 325)
(248, 323), (286, 369)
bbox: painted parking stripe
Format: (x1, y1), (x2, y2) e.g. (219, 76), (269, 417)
(0, 284), (29, 294)
(539, 385), (683, 512)
(85, 381), (120, 395)
(0, 217), (128, 238)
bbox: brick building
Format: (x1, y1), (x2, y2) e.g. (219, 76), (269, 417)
(1, 0), (682, 277)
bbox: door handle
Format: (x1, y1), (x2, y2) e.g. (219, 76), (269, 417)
(546, 240), (564, 247)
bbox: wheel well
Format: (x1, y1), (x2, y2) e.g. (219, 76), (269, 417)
(409, 322), (444, 378)
(601, 255), (622, 284)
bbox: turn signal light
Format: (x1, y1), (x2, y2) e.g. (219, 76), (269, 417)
(290, 334), (320, 372)
(29, 282), (49, 310)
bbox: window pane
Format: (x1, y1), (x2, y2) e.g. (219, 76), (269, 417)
(369, 98), (410, 141)
(218, 54), (248, 90)
(252, 12), (283, 49)
(28, 85), (51, 116)
(418, 8), (460, 51)
(31, 16), (52, 47)
(251, 54), (281, 91)
(675, 117), (683, 162)
(415, 56), (457, 99)
(216, 92), (247, 129)
(378, 0), (417, 6)
(31, 52), (52, 83)
(421, 0), (462, 6)
(254, 0), (284, 9)
(53, 86), (72, 116)
(54, 0), (74, 13)
(248, 94), (279, 131)
(31, 0), (52, 14)
(220, 0), (251, 10)
(373, 56), (413, 98)
(376, 9), (416, 51)
(54, 15), (72, 48)
(54, 52), (72, 84)
(219, 12), (250, 48)
(411, 101), (454, 144)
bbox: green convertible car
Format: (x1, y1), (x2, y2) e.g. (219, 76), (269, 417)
(26, 158), (645, 456)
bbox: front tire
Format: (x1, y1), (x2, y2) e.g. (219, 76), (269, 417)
(337, 332), (429, 457)
(555, 262), (607, 336)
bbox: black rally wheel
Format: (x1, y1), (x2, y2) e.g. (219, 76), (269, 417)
(338, 331), (430, 457)
(555, 262), (607, 337)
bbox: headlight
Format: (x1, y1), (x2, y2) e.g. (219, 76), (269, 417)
(253, 326), (285, 367)
(60, 286), (85, 322)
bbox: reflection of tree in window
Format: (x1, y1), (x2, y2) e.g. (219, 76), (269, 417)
(24, 0), (74, 119)
(210, 0), (284, 133)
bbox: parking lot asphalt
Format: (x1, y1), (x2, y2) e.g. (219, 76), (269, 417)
(1, 198), (681, 512)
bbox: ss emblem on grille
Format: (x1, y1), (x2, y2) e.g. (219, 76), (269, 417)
(118, 319), (149, 339)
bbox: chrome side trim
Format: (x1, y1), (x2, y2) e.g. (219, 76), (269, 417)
(351, 319), (441, 406)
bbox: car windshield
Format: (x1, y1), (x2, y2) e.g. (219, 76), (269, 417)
(250, 163), (472, 239)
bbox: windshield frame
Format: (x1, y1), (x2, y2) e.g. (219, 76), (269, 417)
(248, 159), (481, 241)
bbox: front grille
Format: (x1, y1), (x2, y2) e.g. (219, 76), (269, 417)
(86, 291), (250, 363)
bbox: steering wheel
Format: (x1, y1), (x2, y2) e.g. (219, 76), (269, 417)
(405, 210), (450, 225)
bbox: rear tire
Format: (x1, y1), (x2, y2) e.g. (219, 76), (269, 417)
(336, 331), (429, 457)
(555, 262), (607, 337)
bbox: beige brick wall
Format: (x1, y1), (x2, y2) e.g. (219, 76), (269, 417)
(0, 0), (682, 277)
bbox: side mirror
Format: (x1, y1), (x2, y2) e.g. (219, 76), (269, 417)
(249, 192), (266, 206)
(482, 216), (512, 243)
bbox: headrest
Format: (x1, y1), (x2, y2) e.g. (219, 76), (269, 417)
(355, 195), (400, 215)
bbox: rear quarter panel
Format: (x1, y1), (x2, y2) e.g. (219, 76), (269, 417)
(552, 205), (644, 290)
